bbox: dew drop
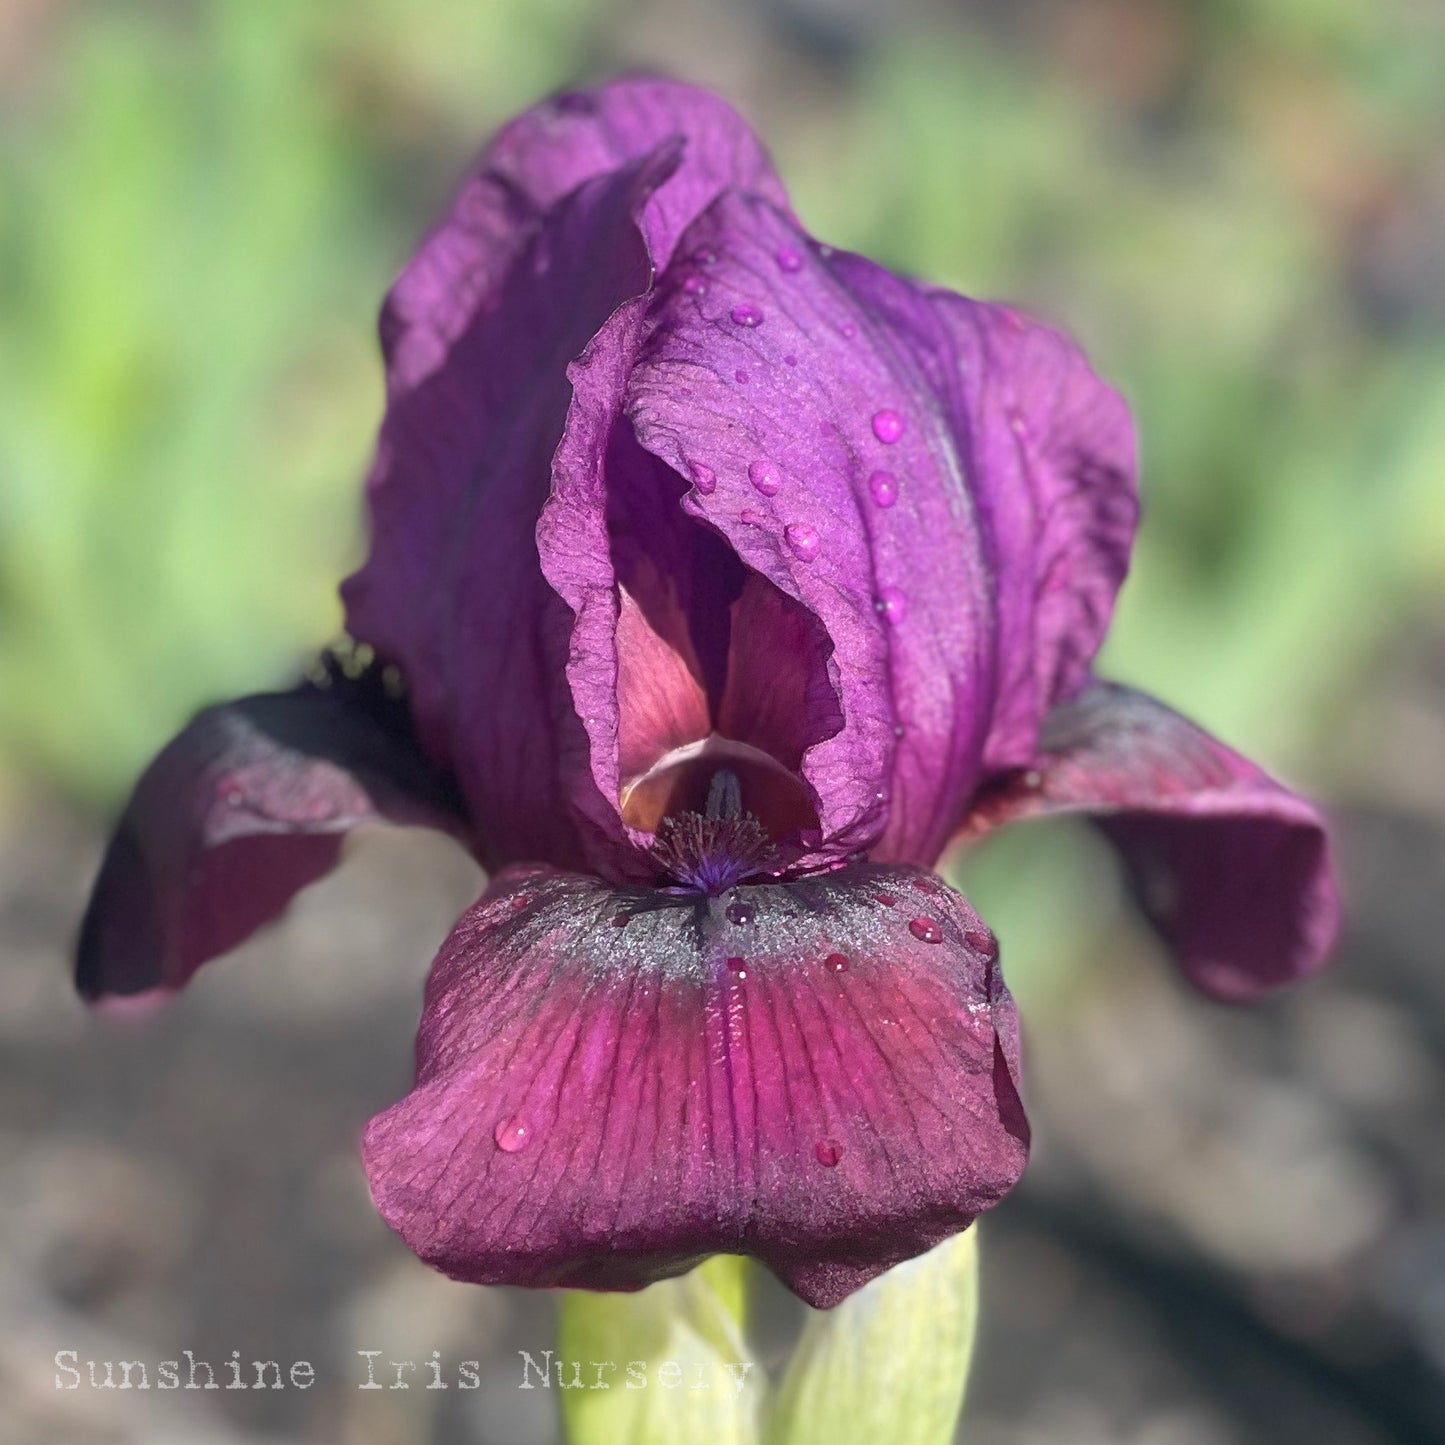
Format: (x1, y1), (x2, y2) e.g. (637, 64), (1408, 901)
(909, 916), (943, 944)
(867, 469), (898, 508)
(726, 956), (749, 978)
(691, 461), (717, 495)
(222, 783), (245, 807)
(875, 586), (908, 625)
(825, 952), (849, 973)
(735, 368), (750, 384)
(784, 353), (798, 367)
(872, 409), (905, 444)
(874, 892), (897, 907)
(1008, 410), (1028, 438)
(612, 912), (631, 928)
(964, 926), (997, 957)
(726, 900), (756, 926)
(554, 91), (598, 116)
(693, 246), (718, 266)
(785, 523), (821, 561)
(682, 273), (707, 296)
(494, 1116), (531, 1152)
(748, 459), (783, 496)
(510, 894), (531, 912)
(892, 724), (906, 739)
(841, 322), (857, 340)
(730, 303), (764, 328)
(775, 246), (804, 273)
(815, 1138), (844, 1167)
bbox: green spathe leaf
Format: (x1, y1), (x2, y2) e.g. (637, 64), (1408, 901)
(558, 1255), (763, 1445)
(767, 1228), (981, 1445)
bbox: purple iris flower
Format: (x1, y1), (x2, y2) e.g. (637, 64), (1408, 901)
(77, 78), (1339, 1309)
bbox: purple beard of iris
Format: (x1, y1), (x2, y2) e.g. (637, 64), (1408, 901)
(76, 78), (1340, 1309)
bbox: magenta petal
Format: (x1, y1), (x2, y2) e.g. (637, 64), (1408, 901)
(345, 81), (793, 875)
(364, 863), (1027, 1308)
(963, 682), (1339, 998)
(76, 673), (466, 999)
(627, 197), (994, 864)
(381, 78), (790, 391)
(344, 152), (672, 872)
(938, 302), (1138, 771)
(625, 194), (1136, 868)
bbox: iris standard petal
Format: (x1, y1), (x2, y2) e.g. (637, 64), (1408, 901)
(961, 682), (1339, 998)
(76, 666), (466, 1000)
(345, 81), (795, 875)
(924, 298), (1138, 771)
(364, 861), (1026, 1309)
(344, 151), (674, 872)
(626, 194), (997, 866)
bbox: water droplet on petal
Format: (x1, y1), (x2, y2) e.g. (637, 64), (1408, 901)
(494, 1116), (531, 1152)
(735, 368), (749, 384)
(683, 273), (706, 296)
(510, 894), (531, 912)
(1008, 410), (1028, 438)
(748, 460), (783, 496)
(731, 303), (764, 328)
(909, 916), (943, 944)
(784, 353), (798, 367)
(868, 469), (898, 507)
(964, 926), (997, 957)
(612, 912), (631, 928)
(815, 1138), (844, 1167)
(726, 956), (748, 978)
(693, 246), (718, 266)
(841, 322), (857, 340)
(785, 523), (821, 561)
(825, 952), (849, 973)
(726, 900), (756, 926)
(775, 246), (804, 273)
(691, 462), (717, 495)
(872, 409), (905, 444)
(222, 783), (245, 807)
(875, 892), (897, 907)
(892, 723), (906, 739)
(875, 586), (907, 625)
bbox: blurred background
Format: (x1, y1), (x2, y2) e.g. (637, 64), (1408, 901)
(2, 0), (1444, 1440)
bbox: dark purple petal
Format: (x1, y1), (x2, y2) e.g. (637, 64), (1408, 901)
(364, 862), (1027, 1308)
(344, 81), (793, 876)
(961, 682), (1339, 998)
(624, 192), (1136, 869)
(76, 669), (466, 1000)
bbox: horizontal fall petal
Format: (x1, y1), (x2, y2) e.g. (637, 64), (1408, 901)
(76, 670), (466, 999)
(364, 861), (1027, 1308)
(960, 681), (1339, 998)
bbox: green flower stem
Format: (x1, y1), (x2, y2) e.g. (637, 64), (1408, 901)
(557, 1230), (982, 1445)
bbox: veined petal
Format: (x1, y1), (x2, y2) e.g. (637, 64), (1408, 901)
(364, 862), (1027, 1309)
(345, 81), (794, 875)
(624, 193), (1135, 868)
(927, 299), (1137, 771)
(76, 667), (467, 1000)
(625, 198), (989, 865)
(381, 78), (790, 390)
(344, 153), (672, 873)
(961, 682), (1339, 998)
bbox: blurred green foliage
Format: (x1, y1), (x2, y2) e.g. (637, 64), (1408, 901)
(2, 0), (1442, 839)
